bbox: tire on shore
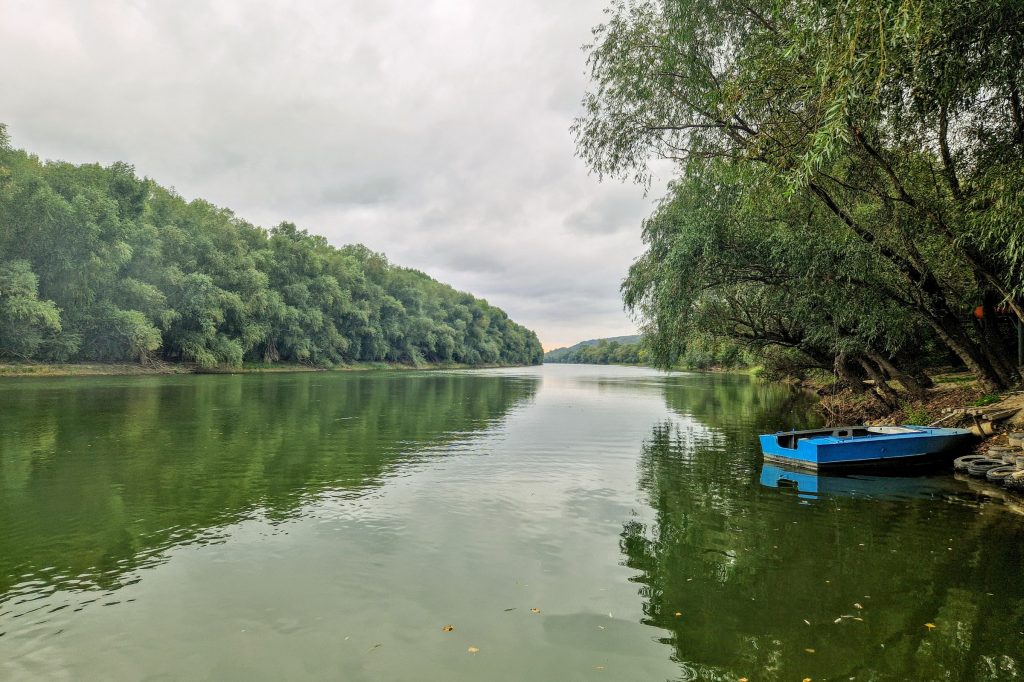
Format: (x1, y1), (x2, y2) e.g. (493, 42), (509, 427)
(1005, 470), (1024, 492)
(954, 455), (988, 472)
(967, 458), (1007, 477)
(986, 465), (1018, 483)
(988, 447), (1018, 463)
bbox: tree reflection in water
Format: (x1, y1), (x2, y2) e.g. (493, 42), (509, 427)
(624, 393), (1024, 681)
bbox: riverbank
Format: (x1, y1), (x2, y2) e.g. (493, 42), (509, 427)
(0, 360), (531, 378)
(812, 370), (1024, 446)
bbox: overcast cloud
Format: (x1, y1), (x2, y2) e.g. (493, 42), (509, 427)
(1, 0), (661, 349)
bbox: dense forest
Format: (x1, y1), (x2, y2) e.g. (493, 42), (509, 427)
(0, 126), (542, 368)
(544, 335), (643, 364)
(576, 0), (1024, 402)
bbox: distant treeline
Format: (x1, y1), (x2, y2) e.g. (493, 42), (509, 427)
(576, 0), (1024, 403)
(0, 126), (542, 368)
(544, 334), (760, 371)
(545, 337), (644, 365)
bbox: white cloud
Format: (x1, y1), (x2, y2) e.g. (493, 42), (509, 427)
(1, 0), (660, 349)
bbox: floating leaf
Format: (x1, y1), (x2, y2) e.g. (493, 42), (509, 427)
(467, 646), (480, 654)
(674, 612), (682, 617)
(925, 623), (936, 630)
(595, 666), (605, 671)
(530, 608), (541, 614)
(805, 648), (815, 653)
(442, 625), (454, 633)
(803, 619), (811, 626)
(854, 603), (863, 610)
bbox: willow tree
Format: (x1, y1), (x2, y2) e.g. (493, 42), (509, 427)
(576, 0), (1024, 389)
(625, 159), (937, 404)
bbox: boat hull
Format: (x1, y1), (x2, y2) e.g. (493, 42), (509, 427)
(759, 426), (973, 471)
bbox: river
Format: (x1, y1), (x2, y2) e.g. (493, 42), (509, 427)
(1, 365), (1021, 680)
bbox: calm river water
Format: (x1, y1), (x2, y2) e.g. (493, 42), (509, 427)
(1, 365), (1022, 680)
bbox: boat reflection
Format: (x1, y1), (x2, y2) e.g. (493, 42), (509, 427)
(759, 462), (958, 500)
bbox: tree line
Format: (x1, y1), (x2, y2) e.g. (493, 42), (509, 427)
(545, 338), (645, 364)
(576, 0), (1024, 403)
(0, 126), (542, 368)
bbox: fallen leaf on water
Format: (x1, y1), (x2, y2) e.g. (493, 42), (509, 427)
(530, 608), (540, 614)
(805, 648), (815, 653)
(803, 678), (812, 682)
(674, 612), (682, 617)
(834, 618), (842, 624)
(739, 678), (749, 682)
(595, 666), (605, 671)
(854, 603), (863, 610)
(803, 619), (811, 626)
(925, 623), (936, 630)
(442, 625), (454, 633)
(853, 617), (864, 622)
(467, 646), (479, 653)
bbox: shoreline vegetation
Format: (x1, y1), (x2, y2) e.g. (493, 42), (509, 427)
(544, 334), (1020, 444)
(0, 126), (543, 372)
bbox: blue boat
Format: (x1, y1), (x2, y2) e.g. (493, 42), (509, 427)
(759, 425), (973, 470)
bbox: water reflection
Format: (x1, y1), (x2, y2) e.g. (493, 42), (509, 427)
(2, 366), (1023, 681)
(0, 372), (537, 603)
(759, 463), (964, 501)
(626, 382), (1024, 681)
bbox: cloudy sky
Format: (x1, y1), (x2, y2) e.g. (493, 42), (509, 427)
(2, 0), (663, 349)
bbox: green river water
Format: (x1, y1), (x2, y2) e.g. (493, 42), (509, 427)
(1, 365), (1022, 680)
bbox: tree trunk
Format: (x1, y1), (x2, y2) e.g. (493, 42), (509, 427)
(979, 293), (1021, 386)
(834, 352), (868, 393)
(867, 350), (926, 398)
(857, 357), (900, 410)
(927, 320), (1005, 392)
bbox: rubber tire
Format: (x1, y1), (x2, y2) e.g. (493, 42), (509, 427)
(989, 446), (1016, 459)
(1005, 471), (1024, 492)
(954, 455), (988, 471)
(967, 458), (1007, 477)
(986, 465), (1018, 482)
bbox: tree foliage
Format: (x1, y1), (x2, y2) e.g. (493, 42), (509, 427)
(577, 0), (1024, 394)
(0, 128), (543, 368)
(545, 337), (646, 364)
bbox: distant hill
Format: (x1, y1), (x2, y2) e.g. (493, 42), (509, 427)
(544, 335), (642, 364)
